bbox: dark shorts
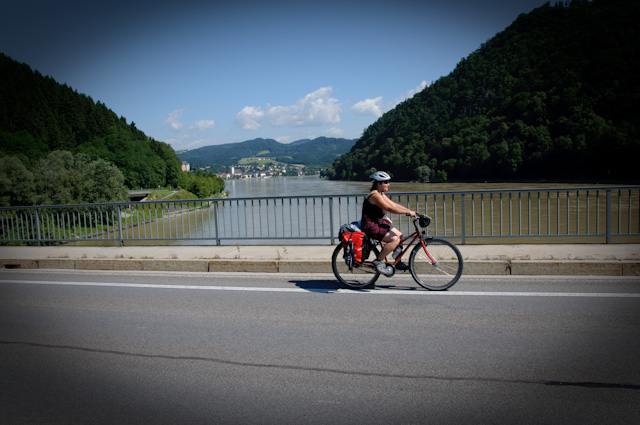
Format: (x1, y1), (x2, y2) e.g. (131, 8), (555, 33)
(361, 220), (391, 240)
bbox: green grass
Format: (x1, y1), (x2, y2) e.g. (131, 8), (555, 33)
(147, 188), (228, 201)
(146, 189), (199, 201)
(238, 157), (283, 166)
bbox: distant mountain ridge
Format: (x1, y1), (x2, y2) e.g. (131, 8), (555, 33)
(177, 137), (356, 168)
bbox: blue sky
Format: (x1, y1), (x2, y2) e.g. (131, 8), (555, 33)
(1, 0), (548, 151)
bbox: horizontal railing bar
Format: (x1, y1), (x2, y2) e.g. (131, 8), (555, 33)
(3, 186), (640, 211)
(1, 186), (639, 245)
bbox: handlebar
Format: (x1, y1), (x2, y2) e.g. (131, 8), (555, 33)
(405, 213), (432, 227)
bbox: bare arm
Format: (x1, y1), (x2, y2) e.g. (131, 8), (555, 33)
(369, 192), (417, 216)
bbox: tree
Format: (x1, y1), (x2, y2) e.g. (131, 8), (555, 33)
(35, 150), (76, 205)
(0, 156), (35, 206)
(414, 165), (432, 183)
(84, 159), (128, 203)
(178, 170), (225, 199)
(33, 150), (128, 205)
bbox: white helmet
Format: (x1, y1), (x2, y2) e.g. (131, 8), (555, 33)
(369, 171), (391, 182)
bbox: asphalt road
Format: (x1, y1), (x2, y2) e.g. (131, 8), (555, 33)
(1, 270), (639, 425)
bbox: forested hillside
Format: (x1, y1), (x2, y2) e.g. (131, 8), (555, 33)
(326, 0), (640, 182)
(177, 137), (356, 168)
(0, 54), (182, 191)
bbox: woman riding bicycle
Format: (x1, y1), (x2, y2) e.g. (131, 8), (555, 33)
(361, 171), (418, 274)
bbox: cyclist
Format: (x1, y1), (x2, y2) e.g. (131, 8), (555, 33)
(361, 171), (418, 275)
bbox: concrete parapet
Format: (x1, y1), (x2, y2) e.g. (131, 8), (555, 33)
(1, 259), (38, 269)
(3, 258), (638, 277)
(622, 262), (640, 276)
(209, 260), (278, 273)
(1, 244), (639, 277)
(278, 261), (330, 274)
(460, 260), (510, 275)
(511, 260), (623, 276)
(142, 259), (209, 272)
(75, 259), (144, 271)
(38, 259), (75, 269)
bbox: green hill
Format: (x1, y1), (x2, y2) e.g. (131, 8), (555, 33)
(177, 137), (356, 168)
(327, 0), (640, 182)
(0, 53), (182, 190)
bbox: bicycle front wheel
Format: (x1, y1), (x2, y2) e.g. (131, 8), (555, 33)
(409, 238), (463, 290)
(331, 244), (380, 289)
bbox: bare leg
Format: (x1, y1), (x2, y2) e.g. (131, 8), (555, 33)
(377, 227), (403, 261)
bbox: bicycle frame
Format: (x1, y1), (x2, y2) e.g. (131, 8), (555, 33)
(381, 216), (438, 267)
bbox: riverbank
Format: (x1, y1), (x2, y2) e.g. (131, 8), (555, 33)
(2, 244), (639, 276)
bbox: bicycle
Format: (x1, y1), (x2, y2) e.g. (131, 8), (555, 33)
(331, 214), (463, 290)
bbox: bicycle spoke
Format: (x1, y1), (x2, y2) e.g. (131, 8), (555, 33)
(332, 244), (380, 289)
(409, 238), (463, 290)
(413, 250), (455, 276)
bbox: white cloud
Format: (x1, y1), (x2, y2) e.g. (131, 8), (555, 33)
(390, 81), (431, 108)
(351, 96), (383, 118)
(323, 127), (344, 137)
(190, 119), (215, 130)
(275, 135), (292, 143)
(403, 80), (429, 100)
(167, 134), (220, 151)
(235, 87), (341, 130)
(164, 109), (185, 130)
(352, 81), (431, 120)
(236, 106), (264, 130)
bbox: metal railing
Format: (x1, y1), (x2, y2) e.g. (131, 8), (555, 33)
(1, 187), (639, 245)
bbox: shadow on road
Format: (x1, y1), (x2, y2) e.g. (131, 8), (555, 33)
(375, 284), (420, 291)
(290, 279), (342, 293)
(290, 279), (422, 293)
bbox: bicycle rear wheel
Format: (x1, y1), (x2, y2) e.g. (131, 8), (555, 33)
(409, 238), (463, 290)
(331, 244), (380, 289)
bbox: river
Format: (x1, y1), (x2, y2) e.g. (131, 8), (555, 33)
(223, 175), (606, 199)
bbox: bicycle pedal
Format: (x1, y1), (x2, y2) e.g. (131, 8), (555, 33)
(381, 265), (395, 277)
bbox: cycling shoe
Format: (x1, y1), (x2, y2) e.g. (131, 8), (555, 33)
(395, 261), (410, 271)
(372, 260), (395, 277)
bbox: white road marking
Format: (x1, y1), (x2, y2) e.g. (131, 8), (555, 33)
(2, 279), (640, 297)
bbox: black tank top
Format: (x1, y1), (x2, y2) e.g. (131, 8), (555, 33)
(361, 194), (384, 224)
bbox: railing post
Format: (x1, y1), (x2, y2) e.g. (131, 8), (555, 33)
(35, 208), (42, 246)
(606, 189), (612, 244)
(329, 197), (335, 245)
(461, 193), (466, 244)
(214, 201), (220, 245)
(116, 205), (124, 246)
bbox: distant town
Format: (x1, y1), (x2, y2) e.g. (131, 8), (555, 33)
(181, 160), (308, 179)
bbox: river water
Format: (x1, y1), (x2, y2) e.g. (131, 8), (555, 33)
(223, 175), (604, 198)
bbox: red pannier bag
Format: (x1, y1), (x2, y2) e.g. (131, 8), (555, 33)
(340, 231), (365, 263)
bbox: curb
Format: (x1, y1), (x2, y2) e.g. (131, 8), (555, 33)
(2, 258), (640, 276)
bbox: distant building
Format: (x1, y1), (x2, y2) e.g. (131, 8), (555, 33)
(181, 161), (190, 172)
